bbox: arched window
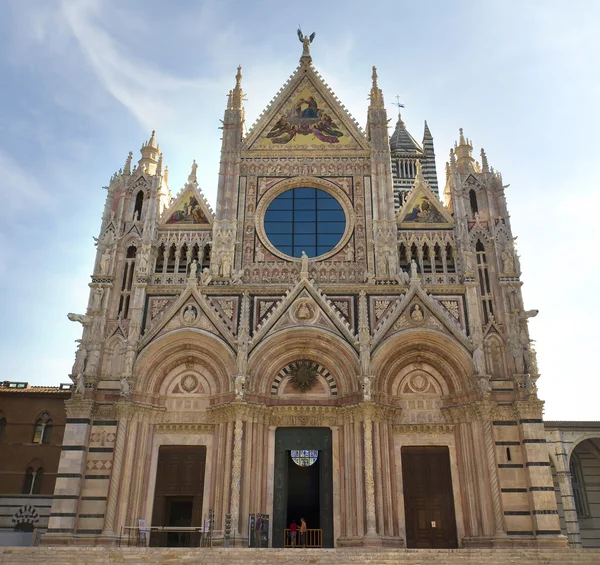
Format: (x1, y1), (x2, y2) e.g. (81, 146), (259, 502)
(155, 243), (165, 273)
(22, 462), (44, 495)
(178, 244), (189, 274)
(484, 336), (505, 378)
(434, 244), (443, 274)
(32, 413), (52, 444)
(166, 244), (177, 273)
(118, 245), (137, 319)
(133, 190), (144, 220)
(201, 244), (211, 270)
(422, 243), (431, 273)
(446, 243), (456, 274)
(399, 244), (407, 268)
(0, 416), (6, 441)
(570, 453), (590, 518)
(469, 189), (478, 215)
(476, 240), (494, 325)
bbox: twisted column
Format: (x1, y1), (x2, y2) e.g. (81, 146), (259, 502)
(483, 418), (505, 534)
(230, 419), (244, 534)
(363, 418), (377, 536)
(103, 408), (129, 535)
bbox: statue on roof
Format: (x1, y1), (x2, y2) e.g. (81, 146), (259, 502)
(297, 28), (316, 58)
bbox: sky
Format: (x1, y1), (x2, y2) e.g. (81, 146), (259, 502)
(0, 0), (598, 420)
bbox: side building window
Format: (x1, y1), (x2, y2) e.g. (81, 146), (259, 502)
(32, 413), (52, 444)
(0, 416), (6, 441)
(23, 463), (44, 495)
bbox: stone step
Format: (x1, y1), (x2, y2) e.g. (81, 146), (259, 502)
(2, 548), (600, 565)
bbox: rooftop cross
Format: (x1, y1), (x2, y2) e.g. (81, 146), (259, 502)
(393, 95), (405, 116)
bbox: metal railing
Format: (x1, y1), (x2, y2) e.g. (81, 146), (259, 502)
(283, 528), (322, 548)
(119, 525), (221, 547)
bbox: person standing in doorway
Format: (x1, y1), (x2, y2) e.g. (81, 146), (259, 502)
(299, 517), (307, 547)
(254, 513), (263, 548)
(289, 519), (297, 547)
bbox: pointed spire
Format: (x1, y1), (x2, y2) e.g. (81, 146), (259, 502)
(156, 152), (163, 176)
(231, 66), (243, 110)
(449, 148), (457, 172)
(459, 127), (466, 146)
(124, 151), (133, 175)
(369, 66), (385, 109)
(423, 120), (432, 141)
(164, 165), (169, 185)
(480, 148), (489, 172)
(188, 159), (198, 184)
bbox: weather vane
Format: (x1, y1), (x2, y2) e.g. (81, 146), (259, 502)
(297, 28), (316, 59)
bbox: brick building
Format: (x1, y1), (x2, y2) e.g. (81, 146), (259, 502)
(0, 381), (71, 541)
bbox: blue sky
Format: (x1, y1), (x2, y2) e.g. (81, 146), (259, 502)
(0, 0), (598, 420)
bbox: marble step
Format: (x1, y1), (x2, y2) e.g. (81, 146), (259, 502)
(3, 547), (600, 565)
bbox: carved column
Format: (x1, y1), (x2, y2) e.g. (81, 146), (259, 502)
(363, 415), (380, 544)
(230, 418), (244, 536)
(103, 403), (131, 535)
(482, 417), (505, 535)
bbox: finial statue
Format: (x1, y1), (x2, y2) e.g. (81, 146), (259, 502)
(297, 28), (316, 59)
(300, 250), (309, 279)
(188, 160), (198, 184)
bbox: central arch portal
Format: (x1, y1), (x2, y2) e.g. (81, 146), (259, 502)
(273, 427), (333, 548)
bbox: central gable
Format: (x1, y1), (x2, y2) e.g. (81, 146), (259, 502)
(244, 68), (368, 152)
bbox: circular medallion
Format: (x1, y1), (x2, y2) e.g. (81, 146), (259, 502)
(181, 374), (198, 393)
(409, 304), (424, 324)
(408, 373), (429, 393)
(291, 299), (317, 324)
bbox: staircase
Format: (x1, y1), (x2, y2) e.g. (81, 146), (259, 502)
(2, 547), (600, 565)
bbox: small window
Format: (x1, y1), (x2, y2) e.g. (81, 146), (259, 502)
(133, 190), (144, 220)
(469, 189), (478, 215)
(291, 450), (318, 467)
(32, 414), (52, 444)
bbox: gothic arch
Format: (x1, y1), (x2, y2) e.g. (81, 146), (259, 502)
(103, 335), (126, 378)
(248, 327), (360, 397)
(372, 329), (473, 396)
(134, 328), (236, 401)
(566, 435), (600, 465)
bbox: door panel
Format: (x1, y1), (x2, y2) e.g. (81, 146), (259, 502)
(402, 446), (458, 549)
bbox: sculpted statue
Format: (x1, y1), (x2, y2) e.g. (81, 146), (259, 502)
(297, 28), (316, 57)
(221, 252), (232, 278)
(396, 268), (410, 285)
(183, 305), (198, 324)
(234, 375), (246, 399)
(92, 287), (104, 310)
(74, 372), (85, 397)
(189, 260), (198, 279)
(410, 259), (419, 281)
(410, 304), (424, 322)
(463, 250), (474, 272)
(72, 343), (87, 375)
(255, 246), (265, 262)
(231, 269), (244, 285)
(120, 377), (131, 398)
(86, 349), (100, 375)
(99, 249), (111, 275)
(137, 253), (148, 273)
(502, 249), (514, 273)
(300, 251), (309, 279)
(124, 348), (135, 375)
(200, 268), (213, 286)
(476, 376), (492, 395)
(188, 159), (198, 183)
(472, 333), (487, 375)
(362, 375), (373, 401)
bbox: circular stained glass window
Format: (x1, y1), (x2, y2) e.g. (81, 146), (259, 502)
(264, 187), (345, 258)
(291, 449), (319, 467)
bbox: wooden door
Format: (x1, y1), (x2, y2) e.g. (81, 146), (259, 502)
(150, 446), (206, 547)
(402, 446), (458, 548)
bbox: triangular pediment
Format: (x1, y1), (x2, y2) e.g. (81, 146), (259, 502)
(243, 65), (369, 152)
(250, 279), (357, 352)
(372, 282), (471, 351)
(397, 174), (454, 228)
(139, 286), (236, 351)
(160, 182), (213, 227)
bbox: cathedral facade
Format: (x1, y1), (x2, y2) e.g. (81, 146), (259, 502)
(44, 39), (569, 549)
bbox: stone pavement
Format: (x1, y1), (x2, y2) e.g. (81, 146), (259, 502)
(2, 548), (600, 565)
